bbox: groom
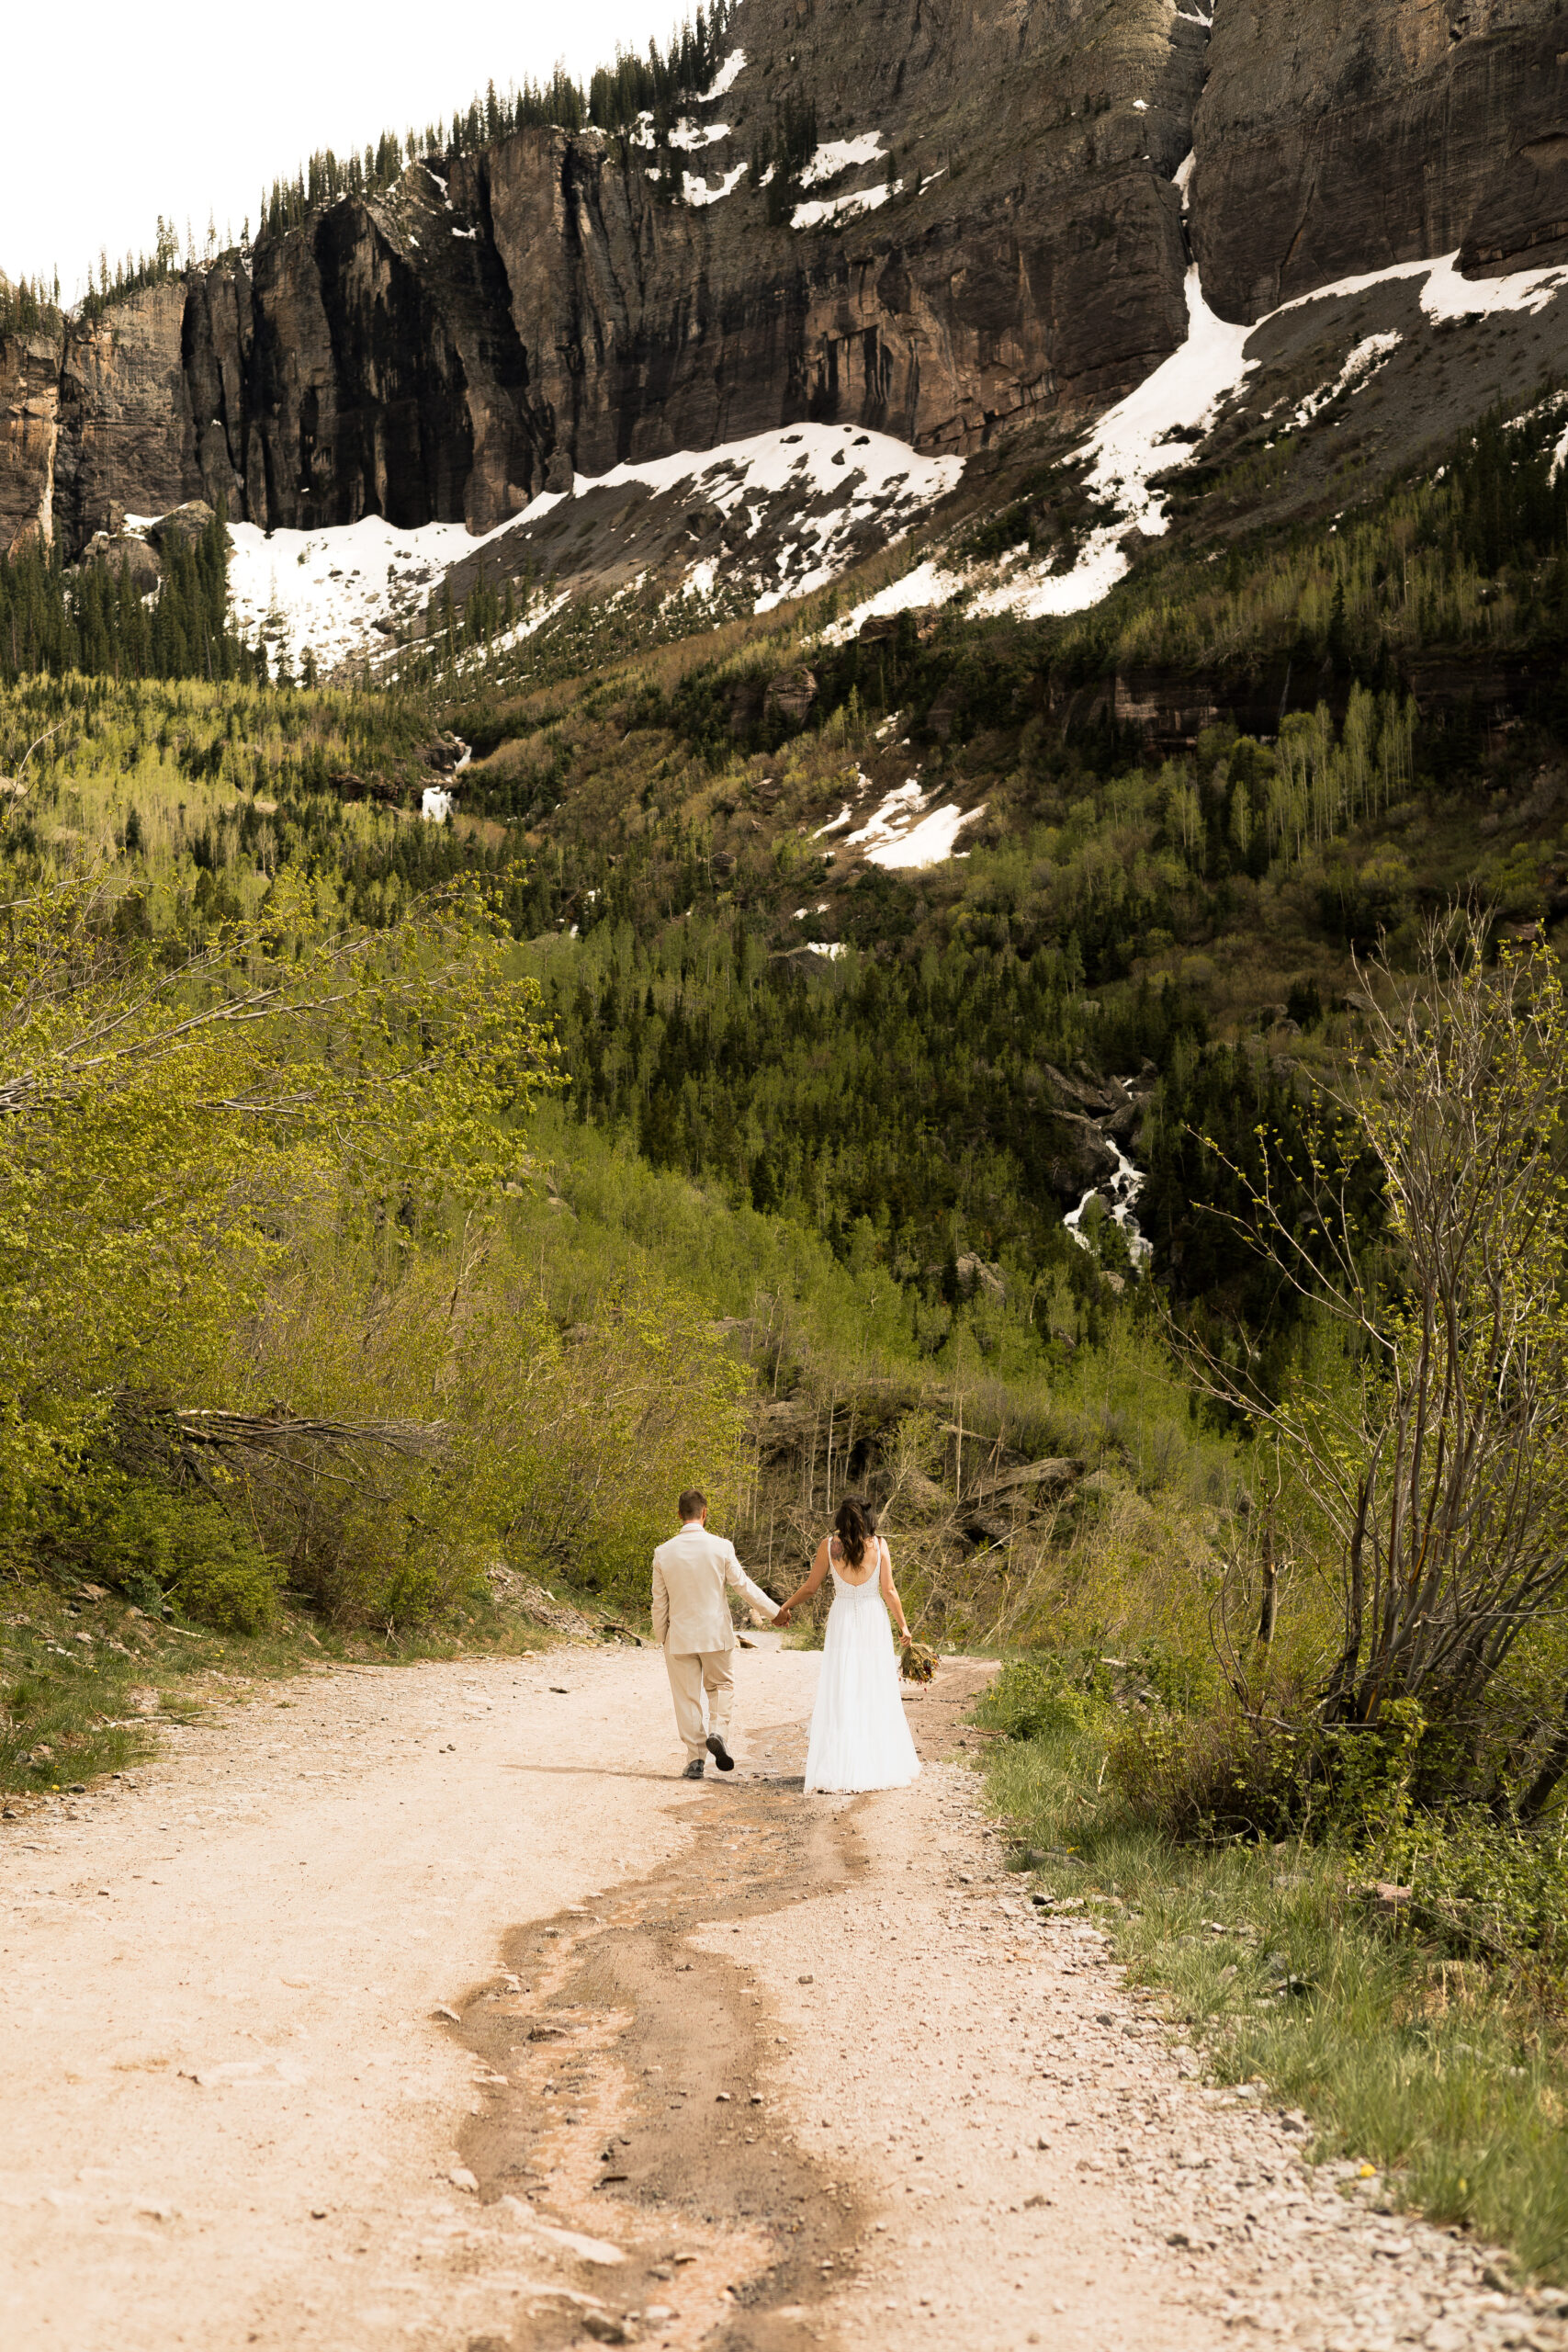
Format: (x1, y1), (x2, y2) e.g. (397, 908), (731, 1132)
(652, 1489), (780, 1779)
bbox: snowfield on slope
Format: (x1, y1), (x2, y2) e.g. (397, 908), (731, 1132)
(842, 778), (986, 869)
(224, 513), (515, 677)
(220, 425), (964, 673)
(826, 246), (1568, 641)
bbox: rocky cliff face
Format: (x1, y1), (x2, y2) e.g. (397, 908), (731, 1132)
(1190, 0), (1568, 320)
(0, 330), (62, 552)
(5, 0), (1565, 563)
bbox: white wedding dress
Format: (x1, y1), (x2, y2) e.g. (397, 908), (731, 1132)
(803, 1539), (922, 1794)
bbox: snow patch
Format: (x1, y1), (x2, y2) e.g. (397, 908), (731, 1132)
(829, 265), (1252, 630)
(683, 161), (748, 207)
(792, 182), (897, 232)
(474, 592), (571, 664)
(869, 800), (984, 870)
(799, 133), (886, 187)
(572, 421), (959, 523)
(1276, 248), (1568, 325)
(703, 49), (747, 99)
(819, 560), (951, 643)
(226, 511), (520, 677)
(846, 779), (925, 849)
(667, 117), (731, 152)
(840, 777), (985, 869)
(632, 111), (730, 153)
(1288, 332), (1402, 427)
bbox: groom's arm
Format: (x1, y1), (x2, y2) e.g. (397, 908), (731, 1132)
(723, 1545), (781, 1623)
(651, 1556), (670, 1645)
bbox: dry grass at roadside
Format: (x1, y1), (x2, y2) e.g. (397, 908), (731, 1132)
(987, 1717), (1568, 2284)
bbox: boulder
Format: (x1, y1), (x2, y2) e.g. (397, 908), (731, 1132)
(955, 1252), (1006, 1302)
(148, 499), (216, 550)
(1041, 1061), (1121, 1115)
(764, 666), (818, 728)
(79, 531), (163, 593)
(965, 1458), (1085, 1510)
(1044, 1114), (1122, 1212)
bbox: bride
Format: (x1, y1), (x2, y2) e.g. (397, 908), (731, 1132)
(774, 1497), (922, 1794)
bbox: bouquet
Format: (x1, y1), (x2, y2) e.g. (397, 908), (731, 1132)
(899, 1637), (938, 1684)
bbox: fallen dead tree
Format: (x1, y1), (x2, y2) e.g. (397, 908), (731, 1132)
(114, 1396), (447, 1487)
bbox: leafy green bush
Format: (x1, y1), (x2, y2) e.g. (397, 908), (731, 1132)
(977, 1650), (1115, 1740)
(72, 1481), (284, 1634)
(172, 1537), (284, 1635)
(1381, 1809), (1568, 1973)
(1109, 1689), (1438, 1847)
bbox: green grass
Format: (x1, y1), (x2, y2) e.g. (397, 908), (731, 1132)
(986, 1716), (1568, 2282)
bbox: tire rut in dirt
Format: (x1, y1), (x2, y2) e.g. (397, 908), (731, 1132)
(453, 1779), (869, 2351)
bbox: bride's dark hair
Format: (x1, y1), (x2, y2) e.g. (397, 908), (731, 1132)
(834, 1494), (876, 1570)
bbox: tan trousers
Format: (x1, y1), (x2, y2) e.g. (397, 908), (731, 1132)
(664, 1648), (735, 1760)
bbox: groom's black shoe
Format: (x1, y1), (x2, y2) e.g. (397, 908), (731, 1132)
(682, 1757), (705, 1780)
(706, 1733), (736, 1772)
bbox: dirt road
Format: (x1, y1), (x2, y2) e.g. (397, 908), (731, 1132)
(2, 1639), (1560, 2352)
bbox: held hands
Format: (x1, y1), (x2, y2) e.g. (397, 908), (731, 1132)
(774, 1606), (793, 1626)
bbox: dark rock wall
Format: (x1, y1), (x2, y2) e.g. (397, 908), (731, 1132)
(1191, 0), (1565, 320)
(51, 281), (203, 550)
(6, 0), (1563, 558)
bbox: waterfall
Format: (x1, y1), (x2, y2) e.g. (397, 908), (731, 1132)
(1063, 1086), (1152, 1269)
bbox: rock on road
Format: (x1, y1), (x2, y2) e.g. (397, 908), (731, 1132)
(1, 1639), (1557, 2352)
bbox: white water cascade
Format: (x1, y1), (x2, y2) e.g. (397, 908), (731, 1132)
(1063, 1120), (1152, 1272)
(420, 735), (472, 822)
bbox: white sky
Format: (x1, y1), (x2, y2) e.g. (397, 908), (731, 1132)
(3, 0), (688, 300)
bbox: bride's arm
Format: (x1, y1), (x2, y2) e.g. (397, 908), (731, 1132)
(880, 1539), (913, 1641)
(773, 1537), (832, 1626)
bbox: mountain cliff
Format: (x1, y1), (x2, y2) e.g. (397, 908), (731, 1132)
(3, 0), (1564, 585)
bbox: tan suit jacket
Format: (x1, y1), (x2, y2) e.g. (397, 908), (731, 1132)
(651, 1523), (778, 1652)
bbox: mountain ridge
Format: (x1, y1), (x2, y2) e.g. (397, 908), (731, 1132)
(5, 0), (1568, 691)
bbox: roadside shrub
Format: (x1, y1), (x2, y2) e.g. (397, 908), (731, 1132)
(255, 1474), (483, 1632)
(172, 1533), (285, 1634)
(1109, 1687), (1324, 1843)
(1380, 1809), (1568, 1976)
(977, 1650), (1115, 1740)
(51, 1476), (283, 1632)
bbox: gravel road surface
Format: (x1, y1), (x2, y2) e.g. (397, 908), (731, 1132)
(2, 1638), (1560, 2352)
